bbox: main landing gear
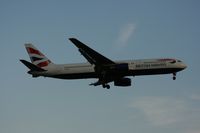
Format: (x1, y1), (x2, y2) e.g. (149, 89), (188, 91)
(173, 73), (176, 80)
(102, 84), (110, 89)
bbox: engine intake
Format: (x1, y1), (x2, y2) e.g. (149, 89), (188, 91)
(114, 78), (131, 87)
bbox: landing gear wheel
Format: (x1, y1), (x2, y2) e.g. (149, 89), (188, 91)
(106, 85), (110, 89)
(102, 84), (110, 89)
(173, 73), (176, 80)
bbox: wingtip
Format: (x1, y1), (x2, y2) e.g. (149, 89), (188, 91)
(69, 38), (80, 46)
(69, 38), (76, 41)
(19, 59), (25, 62)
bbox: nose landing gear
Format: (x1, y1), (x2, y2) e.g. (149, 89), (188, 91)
(173, 73), (176, 80)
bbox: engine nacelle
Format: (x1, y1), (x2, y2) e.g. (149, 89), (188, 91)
(114, 78), (131, 87)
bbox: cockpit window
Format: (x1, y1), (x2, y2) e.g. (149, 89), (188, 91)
(170, 60), (176, 64)
(177, 60), (182, 62)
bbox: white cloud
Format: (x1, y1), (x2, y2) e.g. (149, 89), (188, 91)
(116, 23), (136, 47)
(130, 96), (187, 126)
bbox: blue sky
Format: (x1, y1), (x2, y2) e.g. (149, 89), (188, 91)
(1, 0), (200, 133)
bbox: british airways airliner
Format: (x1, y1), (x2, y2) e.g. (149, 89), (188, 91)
(20, 38), (187, 89)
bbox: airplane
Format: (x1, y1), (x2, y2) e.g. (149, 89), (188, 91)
(20, 38), (187, 89)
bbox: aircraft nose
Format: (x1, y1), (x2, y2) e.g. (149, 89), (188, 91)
(181, 63), (187, 69)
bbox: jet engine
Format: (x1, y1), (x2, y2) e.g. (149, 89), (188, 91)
(114, 78), (131, 87)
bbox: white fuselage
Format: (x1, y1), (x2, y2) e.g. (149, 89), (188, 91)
(22, 38), (187, 88)
(31, 58), (187, 79)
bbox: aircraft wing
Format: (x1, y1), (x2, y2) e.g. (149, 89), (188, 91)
(69, 38), (115, 65)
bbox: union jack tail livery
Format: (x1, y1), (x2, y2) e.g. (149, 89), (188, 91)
(25, 44), (53, 68)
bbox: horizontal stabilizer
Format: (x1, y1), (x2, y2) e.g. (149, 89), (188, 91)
(20, 59), (46, 71)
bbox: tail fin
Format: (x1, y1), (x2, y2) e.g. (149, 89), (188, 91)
(24, 44), (53, 68)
